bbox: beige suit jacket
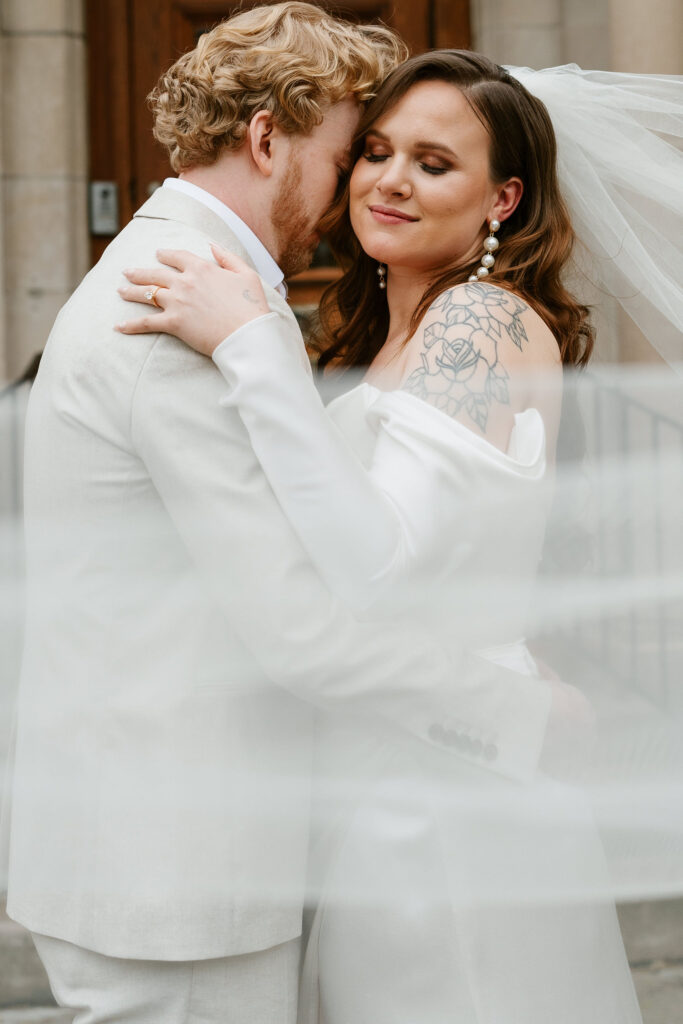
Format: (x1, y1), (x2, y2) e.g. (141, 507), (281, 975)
(5, 188), (550, 960)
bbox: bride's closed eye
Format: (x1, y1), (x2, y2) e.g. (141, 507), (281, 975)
(418, 163), (449, 176)
(362, 151), (449, 176)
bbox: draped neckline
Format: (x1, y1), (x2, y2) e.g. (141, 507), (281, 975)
(326, 381), (546, 475)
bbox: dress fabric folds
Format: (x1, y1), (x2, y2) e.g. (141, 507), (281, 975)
(292, 384), (642, 1024)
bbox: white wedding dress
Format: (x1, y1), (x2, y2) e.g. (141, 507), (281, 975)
(211, 313), (643, 1024)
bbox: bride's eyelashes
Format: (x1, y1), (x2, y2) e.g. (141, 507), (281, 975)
(361, 151), (390, 165)
(420, 164), (449, 176)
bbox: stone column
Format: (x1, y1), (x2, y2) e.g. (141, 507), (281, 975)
(471, 0), (563, 68)
(471, 0), (612, 72)
(562, 0), (610, 70)
(0, 0), (89, 382)
(607, 0), (680, 364)
(609, 0), (683, 73)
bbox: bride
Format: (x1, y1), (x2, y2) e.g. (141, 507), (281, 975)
(114, 50), (678, 1023)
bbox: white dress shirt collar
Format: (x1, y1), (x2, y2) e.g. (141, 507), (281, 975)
(162, 177), (287, 298)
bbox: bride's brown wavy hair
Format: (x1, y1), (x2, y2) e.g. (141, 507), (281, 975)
(315, 50), (593, 372)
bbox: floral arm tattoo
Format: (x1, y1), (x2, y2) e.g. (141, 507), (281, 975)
(403, 282), (530, 434)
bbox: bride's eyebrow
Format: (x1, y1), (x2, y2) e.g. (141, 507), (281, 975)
(364, 130), (456, 159)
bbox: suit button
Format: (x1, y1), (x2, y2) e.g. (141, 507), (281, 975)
(444, 729), (459, 747)
(456, 733), (472, 753)
(470, 739), (483, 757)
(483, 743), (498, 761)
(429, 723), (445, 743)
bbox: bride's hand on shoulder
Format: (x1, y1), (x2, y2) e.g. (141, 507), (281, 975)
(115, 244), (271, 357)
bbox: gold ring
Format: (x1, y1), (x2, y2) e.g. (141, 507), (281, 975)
(144, 286), (163, 309)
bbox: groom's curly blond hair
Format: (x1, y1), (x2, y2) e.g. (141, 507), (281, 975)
(150, 2), (407, 172)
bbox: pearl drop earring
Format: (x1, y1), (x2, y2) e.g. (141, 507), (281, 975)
(377, 263), (387, 290)
(469, 219), (500, 282)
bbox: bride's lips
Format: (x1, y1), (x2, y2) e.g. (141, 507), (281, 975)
(369, 205), (418, 225)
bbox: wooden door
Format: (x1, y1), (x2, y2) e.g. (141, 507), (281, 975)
(86, 0), (471, 302)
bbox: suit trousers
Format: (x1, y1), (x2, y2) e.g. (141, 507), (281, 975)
(31, 932), (300, 1024)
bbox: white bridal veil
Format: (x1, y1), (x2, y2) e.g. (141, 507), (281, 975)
(509, 65), (683, 370)
(0, 65), (681, 994)
(495, 64), (683, 903)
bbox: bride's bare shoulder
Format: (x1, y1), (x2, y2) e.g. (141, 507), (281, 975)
(399, 281), (561, 449)
(417, 281), (559, 360)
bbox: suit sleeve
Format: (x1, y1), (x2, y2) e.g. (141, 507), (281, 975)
(213, 314), (422, 612)
(131, 328), (551, 782)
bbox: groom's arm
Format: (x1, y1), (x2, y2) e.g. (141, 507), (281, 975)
(131, 330), (551, 782)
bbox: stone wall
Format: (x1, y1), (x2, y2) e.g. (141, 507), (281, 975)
(0, 0), (89, 383)
(471, 0), (610, 70)
(608, 0), (683, 74)
(471, 0), (682, 73)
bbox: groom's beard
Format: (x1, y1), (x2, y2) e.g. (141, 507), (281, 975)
(272, 157), (319, 278)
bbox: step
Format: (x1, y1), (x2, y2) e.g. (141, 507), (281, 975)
(632, 962), (683, 1024)
(0, 1011), (73, 1023)
(618, 897), (683, 964)
(0, 911), (53, 1008)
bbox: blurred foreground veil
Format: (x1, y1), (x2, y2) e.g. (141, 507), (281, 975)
(309, 64), (683, 918)
(0, 64), (680, 1019)
(497, 64), (683, 901)
(294, 68), (683, 1023)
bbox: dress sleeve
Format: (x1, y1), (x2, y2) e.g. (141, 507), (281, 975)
(213, 313), (474, 613)
(211, 313), (553, 782)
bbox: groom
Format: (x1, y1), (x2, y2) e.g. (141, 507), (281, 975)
(4, 4), (553, 1022)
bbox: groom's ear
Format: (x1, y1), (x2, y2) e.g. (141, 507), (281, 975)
(247, 109), (279, 179)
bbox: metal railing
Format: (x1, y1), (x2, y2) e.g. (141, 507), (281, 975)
(540, 371), (683, 710)
(2, 367), (682, 709)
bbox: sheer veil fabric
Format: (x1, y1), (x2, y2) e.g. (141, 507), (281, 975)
(0, 65), (680, 1024)
(209, 66), (682, 1023)
(508, 65), (683, 370)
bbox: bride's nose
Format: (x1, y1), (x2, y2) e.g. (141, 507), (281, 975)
(376, 161), (412, 199)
